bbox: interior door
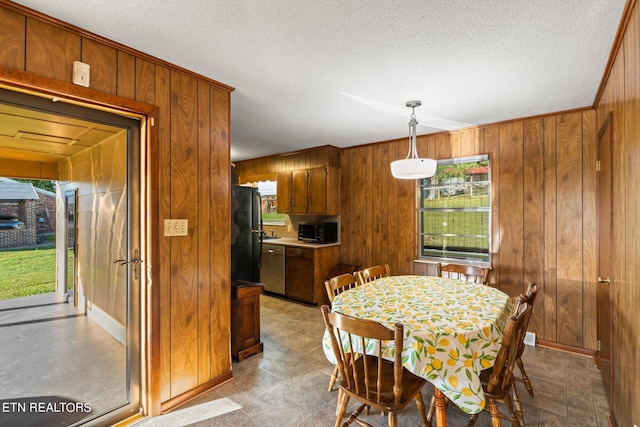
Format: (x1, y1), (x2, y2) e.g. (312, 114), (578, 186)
(0, 87), (143, 426)
(596, 112), (613, 404)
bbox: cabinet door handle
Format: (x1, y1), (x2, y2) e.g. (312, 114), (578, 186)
(597, 276), (611, 283)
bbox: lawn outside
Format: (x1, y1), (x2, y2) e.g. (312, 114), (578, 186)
(0, 247), (56, 300)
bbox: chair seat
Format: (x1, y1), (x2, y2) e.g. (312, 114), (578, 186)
(339, 356), (427, 413)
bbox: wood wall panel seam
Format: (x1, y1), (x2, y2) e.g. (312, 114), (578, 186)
(542, 116), (558, 342)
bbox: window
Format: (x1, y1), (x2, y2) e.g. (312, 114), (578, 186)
(257, 181), (286, 226)
(418, 154), (491, 264)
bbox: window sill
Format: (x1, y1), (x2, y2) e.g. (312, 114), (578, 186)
(414, 257), (492, 269)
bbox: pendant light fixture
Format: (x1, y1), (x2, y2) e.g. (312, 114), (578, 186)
(390, 100), (437, 179)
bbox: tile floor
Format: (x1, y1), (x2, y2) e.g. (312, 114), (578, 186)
(138, 295), (610, 427)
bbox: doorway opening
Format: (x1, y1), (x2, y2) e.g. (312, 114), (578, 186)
(0, 87), (145, 426)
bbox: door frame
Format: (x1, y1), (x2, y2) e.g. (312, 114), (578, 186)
(595, 111), (613, 409)
(0, 66), (161, 419)
(63, 189), (77, 306)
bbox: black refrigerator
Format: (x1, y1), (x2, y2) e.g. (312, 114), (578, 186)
(231, 186), (261, 282)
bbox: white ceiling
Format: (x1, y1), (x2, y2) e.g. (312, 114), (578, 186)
(12, 0), (627, 161)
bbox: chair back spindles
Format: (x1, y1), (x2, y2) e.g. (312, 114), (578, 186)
(324, 273), (359, 303)
(437, 263), (490, 285)
(356, 264), (391, 284)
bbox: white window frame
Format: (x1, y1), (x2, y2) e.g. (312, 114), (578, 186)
(417, 154), (491, 265)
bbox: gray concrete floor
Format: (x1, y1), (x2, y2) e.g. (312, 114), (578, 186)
(137, 295), (610, 427)
(0, 292), (127, 427)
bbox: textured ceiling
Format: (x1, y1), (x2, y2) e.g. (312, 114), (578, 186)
(12, 0), (627, 161)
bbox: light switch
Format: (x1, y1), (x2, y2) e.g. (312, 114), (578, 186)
(164, 219), (188, 236)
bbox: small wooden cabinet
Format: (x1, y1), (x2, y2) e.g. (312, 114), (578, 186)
(277, 167), (339, 214)
(284, 244), (340, 305)
(231, 280), (264, 361)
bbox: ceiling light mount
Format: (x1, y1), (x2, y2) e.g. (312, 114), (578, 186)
(390, 100), (437, 179)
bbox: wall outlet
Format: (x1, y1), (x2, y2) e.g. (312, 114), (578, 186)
(287, 224), (292, 232)
(524, 331), (536, 346)
(164, 219), (188, 236)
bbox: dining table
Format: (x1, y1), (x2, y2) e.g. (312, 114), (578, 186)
(322, 275), (513, 427)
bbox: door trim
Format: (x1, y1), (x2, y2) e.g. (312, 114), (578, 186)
(595, 111), (613, 412)
(0, 66), (161, 418)
(63, 189), (77, 306)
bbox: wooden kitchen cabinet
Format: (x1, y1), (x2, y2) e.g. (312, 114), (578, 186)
(231, 280), (264, 361)
(290, 169), (309, 214)
(277, 167), (339, 215)
(285, 246), (315, 302)
(276, 172), (292, 213)
(285, 244), (340, 305)
(277, 170), (307, 214)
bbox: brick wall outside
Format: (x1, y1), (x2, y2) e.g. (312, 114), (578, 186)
(0, 201), (38, 248)
(0, 202), (19, 219)
(0, 228), (37, 248)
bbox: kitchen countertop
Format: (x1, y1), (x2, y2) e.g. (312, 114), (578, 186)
(261, 237), (340, 248)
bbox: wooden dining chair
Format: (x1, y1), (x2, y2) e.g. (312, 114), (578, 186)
(510, 282), (538, 423)
(324, 272), (360, 391)
(324, 272), (359, 304)
(436, 263), (490, 285)
(356, 264), (390, 284)
(514, 282), (538, 396)
(320, 305), (429, 427)
(426, 298), (531, 427)
(473, 298), (531, 427)
(484, 297), (532, 426)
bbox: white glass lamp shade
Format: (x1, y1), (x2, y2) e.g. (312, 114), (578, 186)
(390, 158), (437, 179)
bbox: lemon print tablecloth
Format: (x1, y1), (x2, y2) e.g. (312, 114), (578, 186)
(322, 275), (513, 415)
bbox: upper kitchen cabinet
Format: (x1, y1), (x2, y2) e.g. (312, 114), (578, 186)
(277, 169), (308, 214)
(277, 167), (339, 215)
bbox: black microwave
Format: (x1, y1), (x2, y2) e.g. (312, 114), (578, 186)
(298, 222), (338, 244)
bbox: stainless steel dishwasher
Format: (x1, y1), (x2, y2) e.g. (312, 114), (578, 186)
(261, 243), (285, 294)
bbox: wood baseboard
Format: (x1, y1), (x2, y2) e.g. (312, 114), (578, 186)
(160, 372), (234, 414)
(535, 339), (595, 358)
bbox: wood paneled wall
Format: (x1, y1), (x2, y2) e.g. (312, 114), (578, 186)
(594, 0), (640, 425)
(0, 2), (232, 414)
(339, 109), (598, 352)
(237, 108), (599, 354)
